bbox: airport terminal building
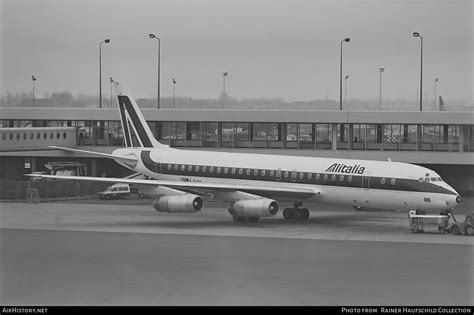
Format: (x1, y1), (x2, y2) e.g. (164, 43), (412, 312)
(1, 107), (473, 196)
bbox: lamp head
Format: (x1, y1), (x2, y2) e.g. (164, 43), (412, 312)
(344, 38), (351, 42)
(223, 72), (228, 77)
(149, 34), (156, 39)
(345, 75), (349, 79)
(413, 32), (420, 37)
(104, 39), (110, 43)
(32, 75), (36, 81)
(172, 79), (176, 84)
(110, 77), (113, 83)
(435, 78), (439, 82)
(379, 67), (385, 72)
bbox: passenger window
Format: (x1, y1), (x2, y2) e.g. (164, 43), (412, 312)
(181, 165), (185, 171)
(323, 174), (328, 181)
(56, 132), (60, 139)
(63, 132), (67, 139)
(284, 171), (289, 178)
(298, 173), (304, 180)
(270, 170), (275, 177)
(224, 167), (228, 174)
(245, 169), (250, 176)
(381, 178), (386, 184)
(316, 174), (321, 181)
(339, 175), (344, 182)
(23, 133), (27, 140)
(195, 165), (199, 172)
(188, 165), (192, 172)
(203, 166), (207, 172)
(238, 168), (243, 175)
(291, 172), (297, 180)
(253, 169), (258, 176)
(391, 178), (396, 185)
(174, 164), (178, 171)
(30, 133), (34, 140)
(261, 170), (266, 177)
(348, 175), (352, 183)
(231, 168), (236, 175)
(37, 133), (40, 140)
(167, 164), (172, 170)
(1, 133), (5, 140)
(217, 167), (221, 174)
(43, 133), (47, 139)
(307, 173), (312, 180)
(209, 166), (214, 173)
(50, 132), (54, 139)
(331, 174), (336, 181)
(16, 133), (20, 140)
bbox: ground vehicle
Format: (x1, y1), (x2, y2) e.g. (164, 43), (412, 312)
(98, 183), (130, 200)
(408, 210), (450, 233)
(448, 211), (474, 235)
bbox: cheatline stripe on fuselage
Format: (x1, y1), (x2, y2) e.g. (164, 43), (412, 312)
(140, 151), (455, 195)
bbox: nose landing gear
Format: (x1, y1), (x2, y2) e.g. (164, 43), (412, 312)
(283, 202), (310, 221)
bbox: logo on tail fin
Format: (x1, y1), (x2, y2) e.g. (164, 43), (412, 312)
(115, 80), (165, 149)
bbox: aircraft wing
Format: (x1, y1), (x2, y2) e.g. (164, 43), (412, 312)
(25, 174), (319, 200)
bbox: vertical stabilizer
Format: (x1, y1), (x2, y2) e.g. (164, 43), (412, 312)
(114, 80), (165, 148)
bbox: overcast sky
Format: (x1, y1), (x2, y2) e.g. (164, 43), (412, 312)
(1, 0), (472, 103)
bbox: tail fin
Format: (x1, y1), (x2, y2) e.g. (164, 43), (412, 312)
(114, 80), (166, 149)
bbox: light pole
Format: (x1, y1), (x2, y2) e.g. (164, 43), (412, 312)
(223, 72), (228, 108)
(110, 77), (113, 108)
(413, 32), (423, 111)
(172, 78), (176, 108)
(32, 75), (37, 107)
(149, 33), (161, 109)
(99, 38), (110, 108)
(378, 68), (385, 110)
(434, 78), (439, 109)
(344, 75), (349, 105)
(339, 37), (350, 110)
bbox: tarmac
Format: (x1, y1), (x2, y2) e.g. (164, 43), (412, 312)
(0, 197), (473, 305)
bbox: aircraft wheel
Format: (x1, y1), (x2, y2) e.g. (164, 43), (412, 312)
(233, 216), (242, 222)
(293, 209), (302, 220)
(299, 208), (310, 220)
(283, 208), (293, 220)
(451, 225), (460, 235)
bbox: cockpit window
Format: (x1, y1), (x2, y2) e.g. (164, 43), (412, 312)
(438, 177), (443, 182)
(431, 177), (438, 182)
(425, 178), (430, 182)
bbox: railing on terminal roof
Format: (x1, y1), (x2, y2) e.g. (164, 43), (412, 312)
(0, 120), (473, 152)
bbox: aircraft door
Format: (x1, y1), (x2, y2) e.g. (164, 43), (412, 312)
(362, 172), (370, 190)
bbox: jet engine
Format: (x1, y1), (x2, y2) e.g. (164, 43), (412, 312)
(228, 199), (279, 217)
(153, 194), (203, 213)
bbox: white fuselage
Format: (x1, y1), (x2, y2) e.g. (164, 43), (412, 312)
(113, 147), (460, 212)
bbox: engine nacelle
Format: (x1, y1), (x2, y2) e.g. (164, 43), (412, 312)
(228, 199), (279, 217)
(153, 194), (203, 213)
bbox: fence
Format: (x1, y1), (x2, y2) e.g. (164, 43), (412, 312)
(0, 180), (109, 202)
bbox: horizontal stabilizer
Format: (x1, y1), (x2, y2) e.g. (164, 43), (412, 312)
(48, 146), (138, 162)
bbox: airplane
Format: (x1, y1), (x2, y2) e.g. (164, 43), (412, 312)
(28, 80), (461, 222)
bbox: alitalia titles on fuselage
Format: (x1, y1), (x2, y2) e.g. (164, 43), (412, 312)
(325, 163), (366, 175)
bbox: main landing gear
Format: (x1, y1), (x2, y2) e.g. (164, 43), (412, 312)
(283, 202), (310, 221)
